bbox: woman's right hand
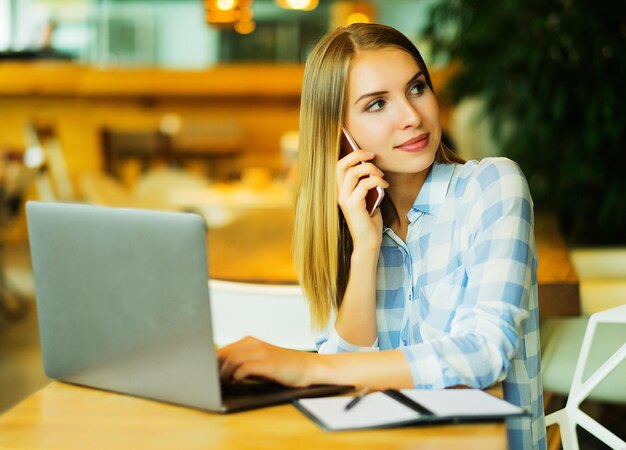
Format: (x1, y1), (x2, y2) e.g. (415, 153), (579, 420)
(218, 336), (323, 387)
(336, 151), (388, 250)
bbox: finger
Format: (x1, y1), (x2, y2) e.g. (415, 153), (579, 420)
(219, 357), (236, 380)
(338, 165), (368, 197)
(338, 164), (384, 200)
(356, 176), (388, 194)
(232, 361), (272, 382)
(342, 176), (388, 212)
(337, 153), (377, 186)
(337, 158), (382, 184)
(341, 174), (387, 203)
(217, 336), (259, 380)
(337, 150), (375, 171)
(348, 161), (383, 178)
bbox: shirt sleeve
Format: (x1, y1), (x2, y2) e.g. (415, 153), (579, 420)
(316, 314), (380, 353)
(402, 158), (534, 389)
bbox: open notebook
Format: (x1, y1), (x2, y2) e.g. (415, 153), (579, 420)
(295, 388), (527, 431)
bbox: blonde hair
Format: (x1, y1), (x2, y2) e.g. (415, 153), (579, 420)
(294, 23), (463, 329)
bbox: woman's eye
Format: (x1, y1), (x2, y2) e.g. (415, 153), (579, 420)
(366, 99), (385, 112)
(409, 81), (426, 96)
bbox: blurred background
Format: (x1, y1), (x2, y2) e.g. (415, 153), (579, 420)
(0, 1), (624, 448)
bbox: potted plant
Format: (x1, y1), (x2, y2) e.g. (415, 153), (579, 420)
(425, 0), (626, 246)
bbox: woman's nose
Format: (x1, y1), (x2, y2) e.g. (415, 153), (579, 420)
(397, 98), (421, 129)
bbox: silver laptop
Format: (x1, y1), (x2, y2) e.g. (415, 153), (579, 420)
(26, 201), (350, 412)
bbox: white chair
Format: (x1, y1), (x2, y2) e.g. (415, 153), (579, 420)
(542, 248), (626, 449)
(24, 122), (75, 202)
(208, 279), (317, 351)
(544, 304), (626, 450)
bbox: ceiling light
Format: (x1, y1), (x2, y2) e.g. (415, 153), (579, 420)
(275, 0), (318, 12)
(216, 0), (236, 11)
(235, 20), (256, 34)
(345, 12), (370, 25)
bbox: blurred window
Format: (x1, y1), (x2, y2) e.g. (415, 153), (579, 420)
(219, 20), (327, 62)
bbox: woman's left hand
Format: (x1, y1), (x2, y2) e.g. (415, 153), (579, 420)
(218, 336), (322, 387)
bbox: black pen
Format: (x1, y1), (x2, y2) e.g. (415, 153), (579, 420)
(344, 387), (372, 411)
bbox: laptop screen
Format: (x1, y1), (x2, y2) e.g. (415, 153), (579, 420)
(27, 202), (224, 410)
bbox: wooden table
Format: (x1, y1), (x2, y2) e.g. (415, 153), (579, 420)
(0, 382), (508, 450)
(208, 207), (298, 284)
(208, 209), (580, 319)
(534, 213), (581, 318)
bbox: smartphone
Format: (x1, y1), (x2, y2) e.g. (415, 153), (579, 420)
(341, 127), (384, 216)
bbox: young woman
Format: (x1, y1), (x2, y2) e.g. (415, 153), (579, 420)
(219, 23), (545, 450)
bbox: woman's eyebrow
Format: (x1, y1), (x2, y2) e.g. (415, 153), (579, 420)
(355, 90), (387, 106)
(354, 70), (425, 106)
(406, 70), (425, 87)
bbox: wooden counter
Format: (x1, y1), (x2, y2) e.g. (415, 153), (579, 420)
(0, 62), (305, 98)
(0, 63), (305, 177)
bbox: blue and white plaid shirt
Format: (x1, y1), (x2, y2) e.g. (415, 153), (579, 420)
(317, 158), (546, 450)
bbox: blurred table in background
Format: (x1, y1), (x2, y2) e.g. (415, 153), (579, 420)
(208, 207), (296, 284)
(534, 213), (581, 318)
(208, 208), (580, 319)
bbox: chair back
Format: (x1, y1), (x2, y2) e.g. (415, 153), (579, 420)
(208, 280), (316, 351)
(24, 122), (75, 202)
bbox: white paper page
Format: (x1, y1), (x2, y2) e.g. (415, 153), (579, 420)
(296, 392), (421, 430)
(399, 389), (524, 417)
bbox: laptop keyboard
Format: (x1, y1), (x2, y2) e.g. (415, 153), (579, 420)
(220, 378), (291, 399)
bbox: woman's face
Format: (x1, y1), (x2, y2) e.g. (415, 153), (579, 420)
(344, 47), (441, 177)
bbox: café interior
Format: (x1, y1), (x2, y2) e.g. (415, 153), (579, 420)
(0, 1), (624, 449)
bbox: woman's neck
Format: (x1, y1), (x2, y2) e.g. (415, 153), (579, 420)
(381, 168), (431, 241)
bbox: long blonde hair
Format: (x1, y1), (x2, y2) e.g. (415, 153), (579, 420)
(294, 23), (463, 329)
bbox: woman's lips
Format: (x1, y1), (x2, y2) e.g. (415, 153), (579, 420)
(395, 133), (430, 152)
